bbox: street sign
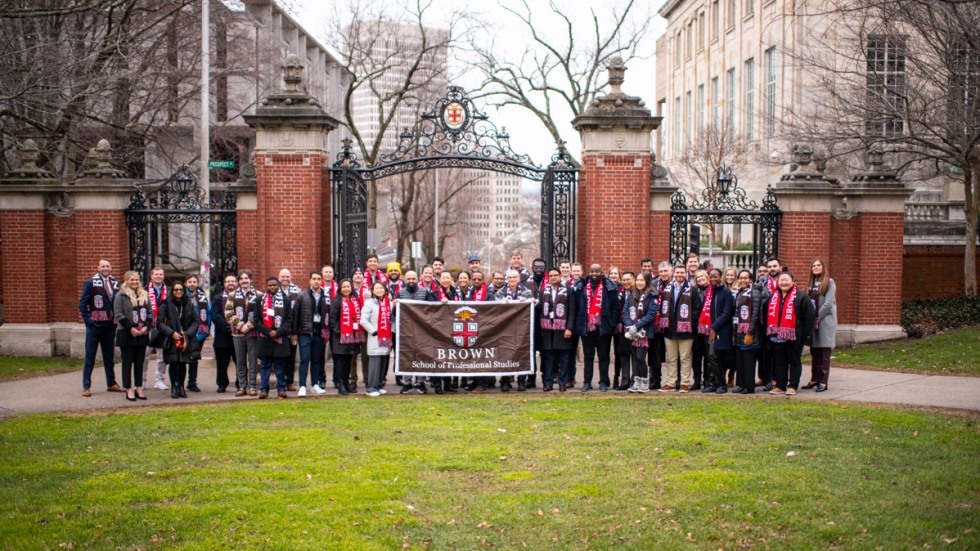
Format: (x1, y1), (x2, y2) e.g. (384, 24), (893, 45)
(208, 160), (235, 169)
(411, 241), (422, 258)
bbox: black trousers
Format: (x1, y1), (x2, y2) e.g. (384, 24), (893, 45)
(168, 362), (187, 386)
(759, 338), (774, 383)
(630, 345), (648, 378)
(736, 347), (758, 392)
(772, 340), (803, 391)
(120, 345), (146, 389)
(706, 345), (727, 388)
(188, 361), (198, 386)
(692, 334), (708, 386)
(214, 346), (236, 390)
(285, 342), (297, 384)
(649, 333), (665, 387)
(542, 349), (570, 385)
(612, 334), (630, 386)
(582, 332), (612, 386)
(810, 347), (832, 385)
(333, 354), (353, 389)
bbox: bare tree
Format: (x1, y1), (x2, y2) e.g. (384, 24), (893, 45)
(783, 0), (980, 296)
(671, 118), (749, 199)
(465, 0), (654, 164)
(328, 0), (477, 228)
(0, 0), (199, 178)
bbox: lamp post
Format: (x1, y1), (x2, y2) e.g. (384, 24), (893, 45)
(199, 0), (211, 298)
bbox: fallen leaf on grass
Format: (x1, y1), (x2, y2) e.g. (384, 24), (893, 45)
(498, 428), (506, 433)
(786, 451), (796, 457)
(477, 521), (493, 528)
(537, 509), (544, 516)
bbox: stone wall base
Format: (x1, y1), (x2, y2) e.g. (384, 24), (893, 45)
(835, 324), (907, 347)
(0, 323), (87, 357)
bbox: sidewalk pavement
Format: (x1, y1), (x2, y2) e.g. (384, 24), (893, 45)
(0, 359), (978, 417)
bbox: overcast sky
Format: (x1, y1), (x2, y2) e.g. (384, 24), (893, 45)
(293, 0), (667, 167)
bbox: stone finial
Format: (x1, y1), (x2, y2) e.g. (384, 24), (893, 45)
(851, 142), (902, 186)
(791, 143), (813, 168)
(21, 139), (40, 167)
(282, 53), (304, 93)
(2, 138), (57, 182)
(778, 142), (833, 189)
(77, 138), (126, 179)
(607, 56), (626, 95)
(867, 142), (884, 170)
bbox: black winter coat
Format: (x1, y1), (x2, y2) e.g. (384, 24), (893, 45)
(329, 296), (362, 356)
(157, 297), (201, 364)
(573, 276), (621, 337)
(211, 294), (234, 349)
(253, 293), (292, 358)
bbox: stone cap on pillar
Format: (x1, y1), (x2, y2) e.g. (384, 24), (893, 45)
(1, 139), (58, 185)
(571, 57), (662, 133)
(243, 54), (340, 130)
(75, 139), (129, 182)
(775, 143), (836, 190)
(849, 143), (905, 189)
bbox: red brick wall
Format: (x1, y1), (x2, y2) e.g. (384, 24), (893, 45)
(45, 215), (77, 322)
(577, 153), (652, 271)
(854, 213), (904, 325)
(0, 210), (48, 322)
(71, 211), (128, 322)
(776, 212), (833, 279)
(236, 210), (259, 276)
(903, 246), (980, 300)
(830, 217), (859, 326)
(254, 152), (326, 280)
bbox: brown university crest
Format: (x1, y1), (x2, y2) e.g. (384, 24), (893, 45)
(452, 306), (479, 348)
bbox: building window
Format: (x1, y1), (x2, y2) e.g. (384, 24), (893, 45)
(685, 90), (693, 145)
(686, 21), (693, 59)
(697, 12), (705, 51)
(727, 68), (736, 142)
(865, 35), (907, 138)
(949, 41), (980, 139)
(711, 0), (719, 40)
(711, 76), (719, 131)
(674, 96), (681, 156)
(697, 84), (705, 139)
(727, 0), (737, 30)
(674, 32), (681, 67)
(765, 47), (778, 144)
(744, 58), (755, 141)
(744, 0), (754, 18)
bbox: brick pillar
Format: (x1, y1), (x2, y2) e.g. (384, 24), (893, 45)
(774, 145), (911, 345)
(243, 54), (338, 280)
(571, 57), (663, 270)
(0, 139), (132, 356)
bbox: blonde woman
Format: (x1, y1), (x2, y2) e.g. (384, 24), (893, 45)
(113, 271), (151, 401)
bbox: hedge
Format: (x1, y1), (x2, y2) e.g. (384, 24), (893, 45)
(901, 296), (980, 338)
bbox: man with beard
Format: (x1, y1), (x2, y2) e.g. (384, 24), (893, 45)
(575, 264), (620, 392)
(757, 257), (782, 391)
(648, 261), (673, 390)
(395, 270), (436, 394)
(253, 276), (292, 399)
(467, 255), (481, 274)
(495, 269), (533, 392)
(520, 258), (547, 390)
(79, 259), (121, 396)
(184, 274), (209, 393)
(387, 262), (404, 296)
(211, 274), (237, 393)
(488, 271), (506, 295)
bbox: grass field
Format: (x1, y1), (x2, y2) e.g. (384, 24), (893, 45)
(0, 356), (83, 382)
(827, 326), (980, 376)
(1, 397), (977, 549)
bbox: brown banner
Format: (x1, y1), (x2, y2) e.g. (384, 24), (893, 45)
(395, 300), (534, 376)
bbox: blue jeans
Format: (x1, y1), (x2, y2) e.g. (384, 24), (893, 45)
(298, 334), (326, 387)
(541, 350), (569, 386)
(260, 356), (287, 393)
(83, 323), (117, 389)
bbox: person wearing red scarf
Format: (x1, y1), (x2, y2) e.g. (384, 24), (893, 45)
(329, 279), (363, 395)
(574, 264), (621, 392)
(253, 276), (292, 399)
(766, 272), (815, 396)
(360, 281), (393, 397)
(757, 258), (782, 391)
(700, 269), (734, 394)
(320, 265), (339, 300)
(359, 254), (389, 305)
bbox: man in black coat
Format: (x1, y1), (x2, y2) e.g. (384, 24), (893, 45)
(574, 264), (620, 392)
(78, 259), (121, 396)
(211, 274), (238, 393)
(395, 270), (436, 394)
(253, 276), (293, 399)
(537, 267), (578, 392)
(702, 269), (735, 393)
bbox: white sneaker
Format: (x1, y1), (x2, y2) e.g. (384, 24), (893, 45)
(368, 390), (381, 397)
(378, 388), (388, 395)
(298, 386), (307, 397)
(312, 384), (326, 395)
(154, 380), (169, 390)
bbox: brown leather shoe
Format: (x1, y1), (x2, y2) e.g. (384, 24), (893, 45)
(278, 391), (288, 399)
(82, 388), (91, 397)
(248, 389), (258, 396)
(107, 384), (124, 392)
(679, 385), (690, 393)
(473, 386), (486, 393)
(259, 391), (268, 399)
(658, 385), (676, 392)
(786, 388), (797, 396)
(286, 384), (298, 392)
(235, 389), (246, 397)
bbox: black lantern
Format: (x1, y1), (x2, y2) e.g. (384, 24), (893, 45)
(715, 165), (736, 196)
(171, 165), (197, 194)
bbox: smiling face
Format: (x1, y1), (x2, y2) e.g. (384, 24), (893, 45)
(674, 266), (687, 283)
(812, 260), (824, 276)
(778, 273), (794, 292)
(340, 281), (352, 297)
(471, 272), (484, 286)
(224, 275), (237, 293)
(98, 260), (112, 278)
(457, 272), (470, 288)
(738, 271), (752, 288)
(126, 273), (141, 290)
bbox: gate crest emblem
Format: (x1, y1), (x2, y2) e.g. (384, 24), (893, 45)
(452, 306), (479, 348)
(444, 101), (466, 130)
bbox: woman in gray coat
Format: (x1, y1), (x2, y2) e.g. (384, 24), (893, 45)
(804, 259), (837, 392)
(359, 281), (393, 397)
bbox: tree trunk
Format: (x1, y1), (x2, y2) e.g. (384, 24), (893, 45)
(965, 161), (978, 297)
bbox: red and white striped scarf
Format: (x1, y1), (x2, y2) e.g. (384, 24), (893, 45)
(767, 285), (798, 341)
(698, 284), (714, 335)
(148, 283), (167, 318)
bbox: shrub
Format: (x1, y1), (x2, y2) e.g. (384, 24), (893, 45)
(901, 296), (980, 338)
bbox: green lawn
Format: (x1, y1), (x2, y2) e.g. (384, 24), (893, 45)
(0, 356), (83, 382)
(828, 326), (980, 376)
(1, 397), (977, 549)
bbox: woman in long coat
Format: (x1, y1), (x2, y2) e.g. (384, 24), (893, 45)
(804, 259), (837, 392)
(156, 280), (200, 399)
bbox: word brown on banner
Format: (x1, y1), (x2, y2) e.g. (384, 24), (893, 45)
(395, 300), (535, 377)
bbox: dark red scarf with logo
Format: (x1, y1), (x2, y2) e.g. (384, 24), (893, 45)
(767, 285), (798, 341)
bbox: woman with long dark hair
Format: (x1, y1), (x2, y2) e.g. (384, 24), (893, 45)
(156, 280), (200, 399)
(330, 279), (363, 396)
(803, 259), (837, 392)
(733, 269), (762, 394)
(621, 272), (657, 393)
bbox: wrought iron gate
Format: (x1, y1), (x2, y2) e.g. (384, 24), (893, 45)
(125, 166), (237, 285)
(330, 86), (578, 276)
(668, 166), (781, 270)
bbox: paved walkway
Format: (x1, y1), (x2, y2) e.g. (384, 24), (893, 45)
(0, 358), (978, 417)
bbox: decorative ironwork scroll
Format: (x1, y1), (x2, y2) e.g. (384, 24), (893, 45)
(668, 166), (781, 269)
(125, 165), (237, 285)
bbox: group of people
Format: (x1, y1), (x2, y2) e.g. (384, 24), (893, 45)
(78, 251), (838, 400)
